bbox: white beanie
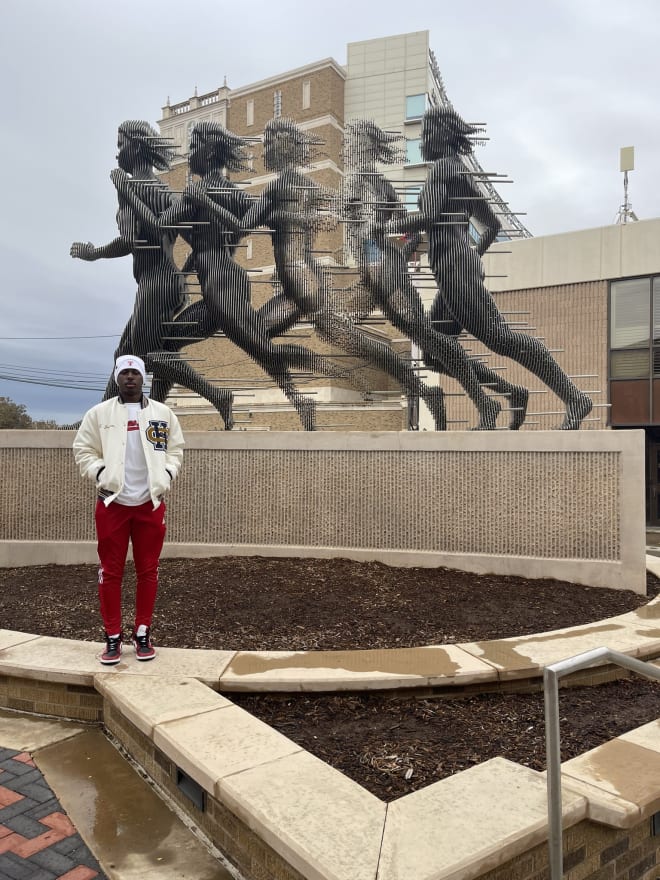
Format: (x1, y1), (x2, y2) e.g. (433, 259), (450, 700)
(114, 355), (146, 382)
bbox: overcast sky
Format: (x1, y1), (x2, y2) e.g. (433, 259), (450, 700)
(1, 0), (658, 423)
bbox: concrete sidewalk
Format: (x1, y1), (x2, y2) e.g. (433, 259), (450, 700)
(0, 710), (234, 880)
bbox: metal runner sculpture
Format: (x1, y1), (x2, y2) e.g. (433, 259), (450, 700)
(342, 120), (514, 430)
(70, 120), (235, 426)
(157, 121), (358, 431)
(71, 108), (593, 432)
(239, 117), (446, 430)
(391, 107), (593, 430)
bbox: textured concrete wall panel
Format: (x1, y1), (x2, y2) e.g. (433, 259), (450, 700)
(0, 430), (644, 592)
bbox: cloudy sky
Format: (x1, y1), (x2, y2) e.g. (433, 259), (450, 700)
(1, 0), (658, 423)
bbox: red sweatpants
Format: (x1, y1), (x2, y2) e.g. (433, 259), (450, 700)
(95, 499), (166, 635)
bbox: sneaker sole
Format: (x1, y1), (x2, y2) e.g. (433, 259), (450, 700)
(99, 656), (121, 665)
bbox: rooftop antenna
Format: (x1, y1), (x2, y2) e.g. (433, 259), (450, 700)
(615, 146), (638, 224)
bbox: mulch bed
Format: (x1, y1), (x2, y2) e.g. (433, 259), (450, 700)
(2, 556), (659, 801)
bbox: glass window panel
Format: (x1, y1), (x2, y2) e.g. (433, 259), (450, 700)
(611, 348), (650, 379)
(653, 347), (660, 377)
(610, 278), (650, 348)
(403, 186), (421, 211)
(653, 277), (660, 343)
(406, 94), (426, 119)
(406, 138), (422, 165)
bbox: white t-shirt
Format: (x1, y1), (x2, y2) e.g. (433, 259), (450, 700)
(115, 403), (150, 506)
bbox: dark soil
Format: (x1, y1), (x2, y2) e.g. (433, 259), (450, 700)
(2, 557), (659, 801)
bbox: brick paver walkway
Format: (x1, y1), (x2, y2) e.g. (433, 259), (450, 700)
(0, 747), (105, 880)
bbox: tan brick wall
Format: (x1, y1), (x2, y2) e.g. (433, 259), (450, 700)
(177, 406), (406, 433)
(104, 702), (306, 880)
(0, 676), (102, 722)
(481, 818), (659, 880)
(101, 699), (660, 880)
(441, 281), (608, 431)
(228, 66), (344, 145)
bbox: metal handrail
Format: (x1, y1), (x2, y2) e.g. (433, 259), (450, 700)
(544, 647), (660, 880)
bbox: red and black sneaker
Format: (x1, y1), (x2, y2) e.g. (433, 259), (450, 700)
(132, 627), (156, 661)
(100, 632), (123, 666)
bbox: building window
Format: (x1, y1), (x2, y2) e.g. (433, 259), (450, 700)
(468, 221), (481, 245)
(406, 94), (426, 120)
(302, 80), (311, 109)
(610, 277), (652, 378)
(402, 186), (421, 212)
(274, 90), (282, 118)
(405, 138), (423, 165)
(246, 100), (254, 126)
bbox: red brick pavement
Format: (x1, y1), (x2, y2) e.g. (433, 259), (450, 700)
(0, 747), (105, 879)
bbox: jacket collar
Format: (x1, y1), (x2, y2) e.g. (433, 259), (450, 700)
(118, 394), (148, 409)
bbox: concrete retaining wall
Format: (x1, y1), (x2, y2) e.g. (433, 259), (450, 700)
(0, 428), (646, 592)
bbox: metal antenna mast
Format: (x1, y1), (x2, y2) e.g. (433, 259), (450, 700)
(615, 146), (638, 224)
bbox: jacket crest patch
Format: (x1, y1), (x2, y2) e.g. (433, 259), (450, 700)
(146, 420), (169, 450)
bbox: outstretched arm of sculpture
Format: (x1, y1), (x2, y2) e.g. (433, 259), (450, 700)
(183, 182), (243, 234)
(244, 179), (332, 232)
(388, 208), (426, 237)
(70, 238), (132, 261)
(241, 185), (277, 232)
(159, 193), (194, 230)
(391, 164), (452, 238)
(385, 177), (432, 236)
(271, 186), (331, 230)
(70, 170), (144, 260)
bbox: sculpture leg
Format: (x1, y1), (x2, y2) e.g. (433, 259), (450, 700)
(260, 292), (303, 338)
(145, 353), (234, 430)
(381, 285), (500, 430)
(314, 309), (446, 430)
(148, 375), (173, 403)
(218, 305), (317, 431)
(437, 276), (591, 430)
(476, 310), (591, 430)
(466, 360), (529, 431)
(163, 301), (217, 352)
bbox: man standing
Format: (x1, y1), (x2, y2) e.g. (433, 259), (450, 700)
(73, 355), (184, 665)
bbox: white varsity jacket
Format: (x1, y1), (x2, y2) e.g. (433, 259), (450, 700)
(73, 396), (185, 508)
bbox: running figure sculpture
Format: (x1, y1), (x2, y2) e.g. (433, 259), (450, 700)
(157, 121), (352, 431)
(392, 107), (592, 430)
(343, 120), (510, 430)
(70, 120), (234, 427)
(238, 117), (447, 430)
